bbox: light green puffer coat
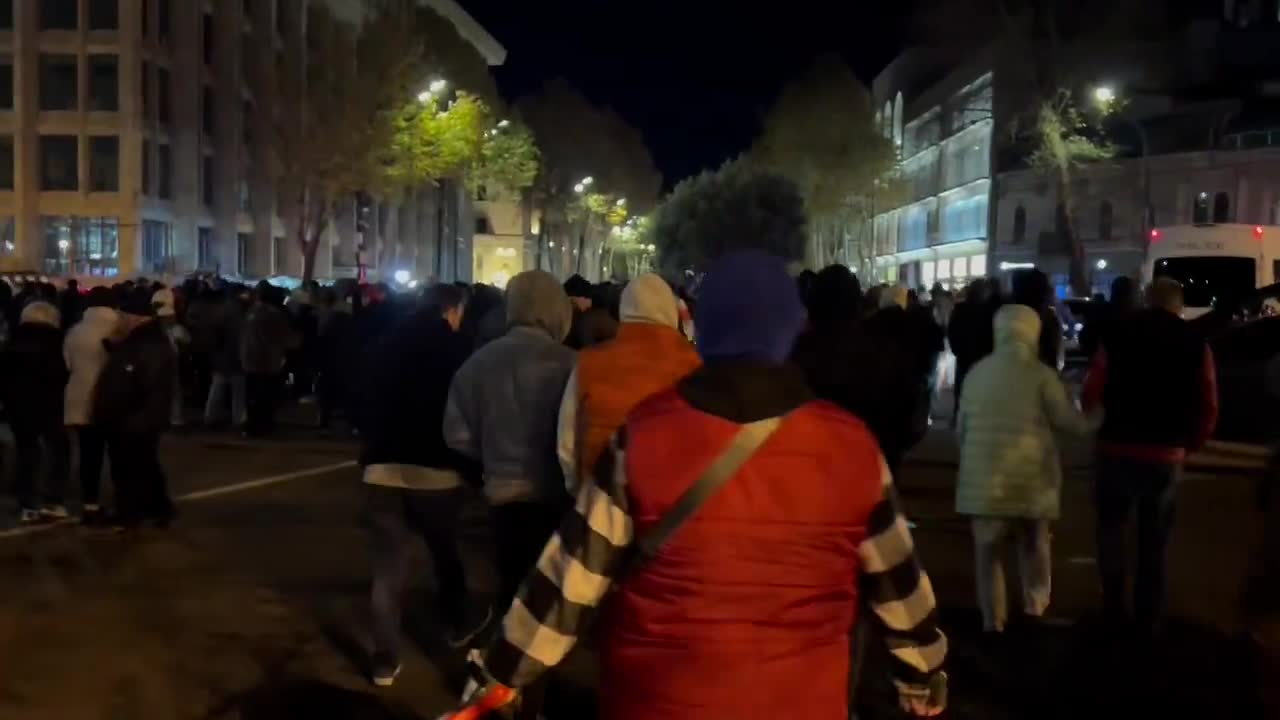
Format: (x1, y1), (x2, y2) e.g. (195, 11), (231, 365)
(956, 304), (1098, 520)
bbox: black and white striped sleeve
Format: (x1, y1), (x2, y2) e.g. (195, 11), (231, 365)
(483, 427), (635, 690)
(857, 455), (948, 692)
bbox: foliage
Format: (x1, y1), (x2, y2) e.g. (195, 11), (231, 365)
(1026, 91), (1116, 174)
(270, 0), (509, 281)
(469, 121), (540, 195)
(650, 160), (807, 274)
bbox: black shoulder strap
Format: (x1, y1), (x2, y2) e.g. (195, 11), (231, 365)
(632, 415), (785, 567)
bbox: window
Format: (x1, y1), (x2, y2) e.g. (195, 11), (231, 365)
(1013, 204), (1027, 244)
(238, 178), (251, 212)
(39, 54), (78, 111)
(197, 227), (213, 269)
(1213, 191), (1231, 223)
(953, 256), (969, 279)
(1193, 191), (1211, 224)
(0, 1), (11, 31)
(157, 67), (170, 125)
(40, 0), (78, 30)
(237, 233), (250, 274)
(88, 55), (119, 111)
(141, 62), (151, 117)
(142, 140), (152, 194)
(142, 220), (171, 273)
(936, 258), (952, 281)
(202, 14), (213, 66)
(157, 143), (171, 198)
(89, 0), (118, 30)
(0, 55), (12, 110)
(1099, 201), (1113, 243)
(201, 155), (214, 206)
(475, 216), (492, 234)
(158, 0), (170, 40)
(89, 136), (119, 191)
(971, 254), (987, 277)
(40, 136), (78, 191)
(921, 260), (936, 287)
(0, 217), (14, 255)
(0, 136), (12, 190)
(202, 86), (214, 136)
(42, 217), (119, 276)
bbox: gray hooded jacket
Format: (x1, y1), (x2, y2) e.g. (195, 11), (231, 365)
(444, 270), (577, 504)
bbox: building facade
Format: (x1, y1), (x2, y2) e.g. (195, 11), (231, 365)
(0, 0), (502, 282)
(992, 146), (1280, 296)
(868, 52), (993, 291)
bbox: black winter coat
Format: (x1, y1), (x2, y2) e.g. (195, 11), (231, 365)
(1, 322), (68, 429)
(93, 320), (176, 435)
(356, 312), (480, 480)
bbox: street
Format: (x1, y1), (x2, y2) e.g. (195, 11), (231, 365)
(0, 426), (1273, 720)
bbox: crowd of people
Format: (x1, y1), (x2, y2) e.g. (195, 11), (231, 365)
(0, 199), (1226, 717)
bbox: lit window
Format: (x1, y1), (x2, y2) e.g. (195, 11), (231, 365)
(970, 254), (987, 276)
(936, 258), (951, 280)
(953, 256), (968, 278)
(921, 260), (936, 287)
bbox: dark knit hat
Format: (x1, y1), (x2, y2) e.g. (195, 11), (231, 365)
(694, 251), (807, 364)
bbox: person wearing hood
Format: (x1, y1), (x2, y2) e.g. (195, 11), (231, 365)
(947, 277), (1002, 415)
(444, 269), (576, 614)
(555, 272), (701, 492)
(63, 287), (120, 524)
(2, 301), (70, 523)
(94, 292), (177, 530)
(956, 304), (1098, 634)
(444, 252), (947, 720)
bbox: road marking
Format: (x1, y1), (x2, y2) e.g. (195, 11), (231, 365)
(0, 460), (357, 540)
(177, 461), (356, 501)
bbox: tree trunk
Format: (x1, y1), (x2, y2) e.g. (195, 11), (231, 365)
(1057, 171), (1088, 297)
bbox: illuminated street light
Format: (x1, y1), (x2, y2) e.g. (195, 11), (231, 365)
(581, 176), (594, 186)
(1096, 258), (1108, 270)
(407, 279), (419, 289)
(497, 119), (510, 128)
(393, 269), (411, 285)
(429, 79), (448, 94)
(1093, 85), (1115, 105)
(573, 183), (585, 193)
(616, 198), (627, 206)
(57, 239), (70, 251)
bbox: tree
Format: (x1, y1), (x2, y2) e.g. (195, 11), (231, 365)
(271, 0), (501, 282)
(516, 80), (660, 280)
(917, 0), (1174, 294)
(750, 55), (899, 271)
(650, 161), (807, 275)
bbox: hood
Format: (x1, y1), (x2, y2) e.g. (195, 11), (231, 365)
(505, 270), (573, 342)
(694, 251), (806, 365)
(994, 304), (1042, 352)
(152, 288), (176, 317)
(20, 301), (60, 329)
(81, 306), (120, 327)
(620, 273), (679, 328)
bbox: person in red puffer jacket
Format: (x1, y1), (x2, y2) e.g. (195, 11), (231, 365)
(442, 250), (947, 720)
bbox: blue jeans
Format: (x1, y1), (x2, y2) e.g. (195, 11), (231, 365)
(1095, 456), (1180, 626)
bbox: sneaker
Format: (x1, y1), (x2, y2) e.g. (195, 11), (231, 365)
(370, 654), (402, 687)
(39, 505), (70, 521)
(447, 606), (494, 649)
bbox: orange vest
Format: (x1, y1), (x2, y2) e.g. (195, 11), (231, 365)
(600, 390), (884, 720)
(575, 322), (701, 479)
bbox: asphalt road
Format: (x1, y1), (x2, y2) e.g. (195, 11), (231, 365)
(0, 426), (1273, 720)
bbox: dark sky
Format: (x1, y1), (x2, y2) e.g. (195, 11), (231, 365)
(457, 1), (915, 186)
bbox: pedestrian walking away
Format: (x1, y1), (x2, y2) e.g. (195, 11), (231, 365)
(442, 249), (948, 720)
(357, 284), (488, 687)
(1083, 277), (1218, 633)
(956, 304), (1099, 632)
(3, 301), (71, 523)
(63, 286), (121, 524)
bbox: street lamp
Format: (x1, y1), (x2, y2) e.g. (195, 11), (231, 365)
(616, 198), (626, 207)
(393, 269), (411, 285)
(1093, 85), (1115, 105)
(417, 91), (433, 103)
(1096, 258), (1108, 271)
(428, 79), (448, 94)
(573, 183), (585, 194)
(1092, 83), (1152, 244)
(581, 176), (594, 186)
(496, 119), (510, 128)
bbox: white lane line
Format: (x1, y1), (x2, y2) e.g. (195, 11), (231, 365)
(0, 460), (356, 539)
(177, 461), (356, 501)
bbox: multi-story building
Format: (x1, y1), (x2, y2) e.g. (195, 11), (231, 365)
(0, 0), (503, 282)
(471, 184), (540, 288)
(867, 51), (993, 291)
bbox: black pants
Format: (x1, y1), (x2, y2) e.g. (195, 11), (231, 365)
(1095, 456), (1179, 626)
(13, 425), (70, 511)
(245, 372), (281, 436)
(367, 485), (469, 659)
(491, 501), (565, 613)
(108, 431), (171, 526)
(77, 425), (108, 508)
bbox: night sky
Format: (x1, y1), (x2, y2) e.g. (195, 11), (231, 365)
(457, 1), (915, 187)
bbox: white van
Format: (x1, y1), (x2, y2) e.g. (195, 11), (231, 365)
(1142, 223), (1280, 318)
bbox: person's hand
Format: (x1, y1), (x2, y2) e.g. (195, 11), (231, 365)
(896, 671), (947, 718)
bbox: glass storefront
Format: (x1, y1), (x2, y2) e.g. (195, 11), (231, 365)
(41, 215), (120, 276)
